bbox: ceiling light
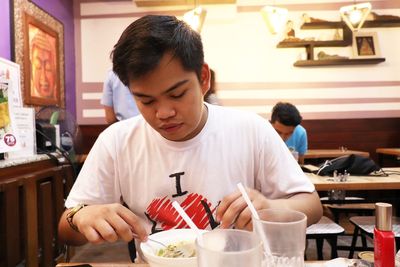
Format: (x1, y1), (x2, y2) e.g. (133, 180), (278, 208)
(340, 2), (371, 32)
(260, 6), (288, 35)
(183, 6), (207, 33)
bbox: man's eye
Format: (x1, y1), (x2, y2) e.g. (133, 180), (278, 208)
(171, 91), (186, 99)
(142, 100), (154, 105)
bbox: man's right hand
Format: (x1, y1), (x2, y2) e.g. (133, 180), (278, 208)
(58, 203), (148, 245)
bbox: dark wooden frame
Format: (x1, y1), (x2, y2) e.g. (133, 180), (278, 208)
(11, 0), (65, 108)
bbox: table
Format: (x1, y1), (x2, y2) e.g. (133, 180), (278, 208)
(57, 264), (147, 267)
(307, 168), (400, 217)
(376, 148), (400, 157)
(306, 168), (400, 191)
(56, 261), (327, 267)
(376, 148), (400, 166)
(305, 149), (370, 159)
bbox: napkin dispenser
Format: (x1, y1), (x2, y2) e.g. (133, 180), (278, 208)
(36, 121), (56, 153)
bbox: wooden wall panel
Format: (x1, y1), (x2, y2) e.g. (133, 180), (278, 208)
(302, 118), (400, 163)
(0, 163), (75, 267)
(77, 118), (400, 164)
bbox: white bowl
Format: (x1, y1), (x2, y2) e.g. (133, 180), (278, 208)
(141, 229), (206, 267)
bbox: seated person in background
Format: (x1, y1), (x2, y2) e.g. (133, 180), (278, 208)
(58, 15), (322, 261)
(101, 69), (140, 124)
(204, 69), (221, 105)
(271, 102), (308, 165)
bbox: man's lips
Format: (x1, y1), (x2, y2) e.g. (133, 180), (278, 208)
(160, 123), (183, 133)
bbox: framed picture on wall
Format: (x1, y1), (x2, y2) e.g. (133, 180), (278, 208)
(12, 0), (65, 108)
(23, 13), (61, 106)
(352, 32), (380, 59)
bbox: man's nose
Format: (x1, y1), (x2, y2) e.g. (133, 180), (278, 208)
(156, 105), (176, 120)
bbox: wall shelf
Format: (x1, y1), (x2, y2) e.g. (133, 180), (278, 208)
(277, 40), (349, 48)
(294, 58), (386, 67)
(277, 18), (400, 67)
(301, 19), (400, 29)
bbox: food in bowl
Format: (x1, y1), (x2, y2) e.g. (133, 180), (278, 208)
(140, 228), (207, 267)
(157, 240), (196, 258)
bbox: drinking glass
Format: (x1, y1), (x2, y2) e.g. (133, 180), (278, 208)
(253, 209), (307, 267)
(196, 229), (263, 267)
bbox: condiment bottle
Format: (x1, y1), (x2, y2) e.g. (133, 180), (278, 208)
(374, 202), (395, 267)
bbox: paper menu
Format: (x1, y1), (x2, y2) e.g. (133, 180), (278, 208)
(0, 57), (23, 109)
(0, 79), (20, 153)
(6, 107), (36, 158)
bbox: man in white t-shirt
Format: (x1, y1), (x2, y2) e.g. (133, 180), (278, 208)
(58, 15), (322, 258)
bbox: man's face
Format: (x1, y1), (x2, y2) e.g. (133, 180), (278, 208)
(130, 53), (210, 142)
(271, 121), (295, 141)
(31, 45), (55, 98)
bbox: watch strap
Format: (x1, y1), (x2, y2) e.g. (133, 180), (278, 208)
(66, 204), (87, 232)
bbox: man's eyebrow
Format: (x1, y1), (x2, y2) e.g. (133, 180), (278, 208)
(132, 79), (189, 98)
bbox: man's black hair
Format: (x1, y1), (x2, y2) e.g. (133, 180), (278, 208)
(111, 15), (204, 87)
(271, 102), (302, 126)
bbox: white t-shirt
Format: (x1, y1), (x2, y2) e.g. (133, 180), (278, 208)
(66, 104), (314, 233)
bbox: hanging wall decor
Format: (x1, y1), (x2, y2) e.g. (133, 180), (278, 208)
(12, 0), (65, 108)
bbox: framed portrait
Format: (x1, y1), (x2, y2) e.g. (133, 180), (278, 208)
(12, 0), (65, 108)
(352, 32), (381, 59)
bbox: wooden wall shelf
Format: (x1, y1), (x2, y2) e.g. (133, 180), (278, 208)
(359, 19), (400, 28)
(278, 40), (349, 48)
(278, 18), (400, 67)
(301, 19), (400, 29)
(294, 58), (386, 67)
(301, 21), (343, 29)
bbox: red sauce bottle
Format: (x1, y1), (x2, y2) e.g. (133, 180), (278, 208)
(374, 202), (395, 267)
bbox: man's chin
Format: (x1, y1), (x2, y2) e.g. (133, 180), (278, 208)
(159, 131), (191, 142)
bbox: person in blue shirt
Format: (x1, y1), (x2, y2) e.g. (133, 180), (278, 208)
(101, 70), (140, 124)
(271, 102), (307, 164)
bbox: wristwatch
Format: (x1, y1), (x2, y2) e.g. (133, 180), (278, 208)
(66, 204), (87, 232)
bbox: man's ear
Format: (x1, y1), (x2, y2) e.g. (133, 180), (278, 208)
(200, 63), (211, 95)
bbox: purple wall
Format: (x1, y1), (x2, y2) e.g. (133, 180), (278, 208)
(0, 0), (76, 119)
(0, 0), (11, 59)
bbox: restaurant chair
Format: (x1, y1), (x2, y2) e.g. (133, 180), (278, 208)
(306, 216), (345, 260)
(348, 216), (400, 258)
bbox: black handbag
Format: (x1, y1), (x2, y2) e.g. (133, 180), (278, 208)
(315, 154), (381, 176)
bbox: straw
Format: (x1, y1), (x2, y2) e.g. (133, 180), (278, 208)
(236, 182), (270, 254)
(172, 201), (203, 244)
(237, 183), (260, 220)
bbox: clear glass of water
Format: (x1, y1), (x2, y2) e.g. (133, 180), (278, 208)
(253, 209), (307, 267)
(196, 229), (263, 267)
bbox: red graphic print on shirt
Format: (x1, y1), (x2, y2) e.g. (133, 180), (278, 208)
(146, 193), (216, 231)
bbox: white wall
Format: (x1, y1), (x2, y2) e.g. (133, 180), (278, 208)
(74, 0), (400, 124)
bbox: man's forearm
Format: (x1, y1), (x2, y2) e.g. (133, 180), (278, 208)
(268, 191), (322, 226)
(103, 106), (118, 124)
(58, 209), (88, 246)
(298, 155), (305, 165)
